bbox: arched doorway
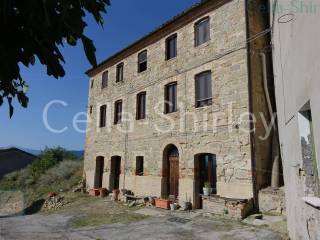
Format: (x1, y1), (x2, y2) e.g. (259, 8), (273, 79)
(94, 156), (104, 188)
(194, 153), (217, 209)
(162, 145), (179, 200)
(109, 156), (121, 191)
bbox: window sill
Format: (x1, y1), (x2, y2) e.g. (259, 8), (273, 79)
(195, 104), (212, 110)
(303, 196), (320, 209)
(165, 56), (177, 63)
(164, 110), (179, 115)
(195, 40), (211, 49)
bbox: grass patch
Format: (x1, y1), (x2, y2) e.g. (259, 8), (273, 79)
(71, 212), (147, 228)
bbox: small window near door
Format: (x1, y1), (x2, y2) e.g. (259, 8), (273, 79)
(195, 71), (212, 108)
(114, 100), (122, 124)
(298, 102), (319, 196)
(116, 62), (124, 82)
(138, 50), (147, 73)
(136, 156), (144, 176)
(102, 71), (108, 88)
(136, 91), (146, 120)
(164, 82), (177, 114)
(166, 34), (177, 60)
(99, 105), (106, 128)
(195, 17), (210, 46)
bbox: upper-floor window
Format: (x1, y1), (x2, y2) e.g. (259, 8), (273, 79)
(164, 82), (177, 114)
(195, 71), (212, 108)
(102, 71), (108, 88)
(116, 63), (124, 82)
(136, 91), (146, 120)
(166, 34), (177, 60)
(91, 79), (94, 89)
(99, 105), (107, 128)
(114, 100), (123, 124)
(138, 50), (147, 73)
(195, 17), (210, 46)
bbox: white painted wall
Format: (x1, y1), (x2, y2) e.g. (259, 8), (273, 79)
(271, 0), (320, 239)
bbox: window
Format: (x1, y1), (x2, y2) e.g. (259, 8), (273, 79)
(89, 105), (93, 115)
(164, 82), (177, 114)
(138, 50), (147, 73)
(136, 92), (146, 120)
(91, 79), (94, 88)
(114, 100), (122, 124)
(196, 154), (217, 194)
(166, 34), (177, 60)
(116, 63), (124, 82)
(136, 156), (144, 176)
(195, 17), (210, 46)
(298, 103), (319, 196)
(195, 71), (212, 108)
(102, 71), (108, 88)
(99, 105), (106, 128)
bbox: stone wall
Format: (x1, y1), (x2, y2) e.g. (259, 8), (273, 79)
(84, 0), (256, 204)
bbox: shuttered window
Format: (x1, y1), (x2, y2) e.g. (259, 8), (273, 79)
(195, 71), (212, 108)
(166, 34), (177, 60)
(138, 50), (147, 73)
(102, 71), (108, 88)
(116, 63), (124, 82)
(99, 105), (106, 128)
(195, 17), (210, 46)
(114, 100), (122, 124)
(165, 82), (177, 114)
(136, 92), (146, 120)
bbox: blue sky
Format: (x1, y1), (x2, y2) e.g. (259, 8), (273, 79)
(0, 0), (199, 150)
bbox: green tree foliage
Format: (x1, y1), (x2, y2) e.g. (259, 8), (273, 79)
(0, 0), (110, 117)
(30, 146), (78, 180)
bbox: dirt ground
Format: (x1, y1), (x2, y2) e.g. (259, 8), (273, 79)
(0, 193), (287, 240)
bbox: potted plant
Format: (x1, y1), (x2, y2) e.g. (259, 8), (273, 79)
(155, 198), (171, 209)
(203, 182), (212, 196)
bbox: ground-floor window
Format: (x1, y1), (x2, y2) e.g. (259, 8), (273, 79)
(136, 156), (144, 176)
(298, 102), (319, 196)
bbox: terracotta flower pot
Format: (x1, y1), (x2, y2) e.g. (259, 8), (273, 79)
(89, 189), (100, 196)
(99, 188), (108, 197)
(155, 198), (170, 209)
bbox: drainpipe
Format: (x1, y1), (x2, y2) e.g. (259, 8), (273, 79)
(244, 0), (258, 206)
(260, 52), (280, 188)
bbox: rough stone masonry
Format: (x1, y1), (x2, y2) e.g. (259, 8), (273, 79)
(84, 0), (273, 207)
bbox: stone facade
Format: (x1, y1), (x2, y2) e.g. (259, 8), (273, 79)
(84, 0), (273, 206)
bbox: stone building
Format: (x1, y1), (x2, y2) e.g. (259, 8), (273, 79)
(271, 0), (320, 239)
(84, 0), (277, 208)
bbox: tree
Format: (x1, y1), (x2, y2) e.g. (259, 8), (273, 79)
(0, 0), (110, 117)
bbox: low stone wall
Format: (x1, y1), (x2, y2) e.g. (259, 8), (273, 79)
(258, 187), (286, 215)
(202, 195), (253, 219)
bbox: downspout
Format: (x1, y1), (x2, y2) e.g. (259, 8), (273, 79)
(244, 0), (258, 206)
(260, 52), (280, 188)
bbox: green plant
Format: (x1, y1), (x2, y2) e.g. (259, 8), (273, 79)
(204, 182), (211, 188)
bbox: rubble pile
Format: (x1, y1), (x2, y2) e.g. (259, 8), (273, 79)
(42, 193), (65, 211)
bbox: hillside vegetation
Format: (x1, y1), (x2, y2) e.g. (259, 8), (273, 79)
(0, 147), (83, 208)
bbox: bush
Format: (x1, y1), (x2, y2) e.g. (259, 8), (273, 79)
(29, 147), (79, 180)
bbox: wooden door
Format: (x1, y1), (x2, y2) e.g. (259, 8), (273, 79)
(169, 156), (179, 198)
(95, 158), (104, 188)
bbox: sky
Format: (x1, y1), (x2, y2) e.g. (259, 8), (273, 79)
(0, 0), (199, 151)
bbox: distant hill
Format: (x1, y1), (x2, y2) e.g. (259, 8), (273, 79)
(19, 148), (84, 158)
